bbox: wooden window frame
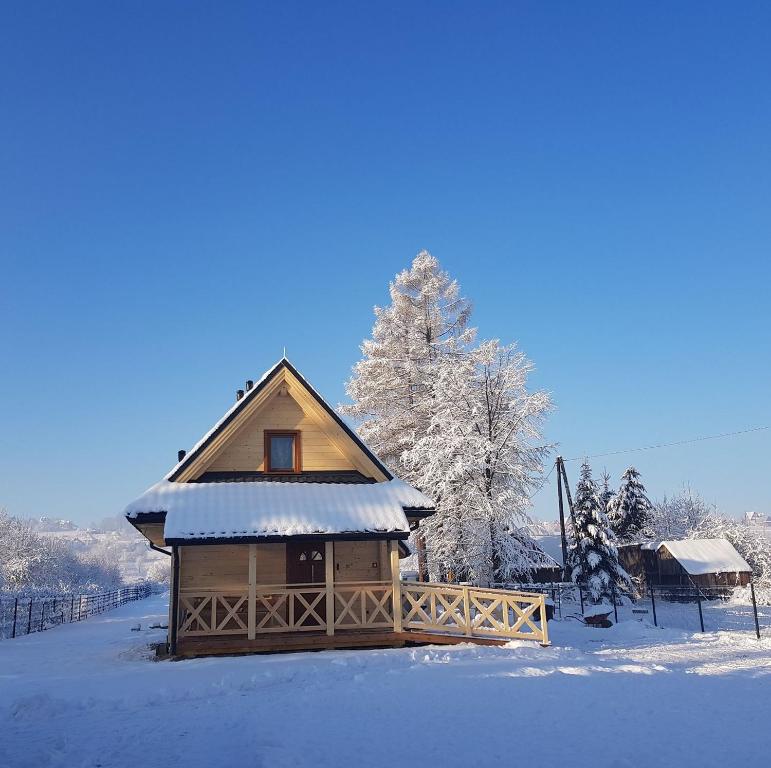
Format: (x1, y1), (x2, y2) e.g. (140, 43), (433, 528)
(264, 430), (302, 473)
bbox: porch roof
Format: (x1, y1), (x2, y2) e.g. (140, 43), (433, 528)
(125, 478), (433, 541)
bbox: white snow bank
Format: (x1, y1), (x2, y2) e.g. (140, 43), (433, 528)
(124, 479), (432, 539)
(661, 538), (751, 575)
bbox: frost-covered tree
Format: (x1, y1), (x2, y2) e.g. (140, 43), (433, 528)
(607, 467), (652, 542)
(341, 251), (474, 476)
(0, 509), (122, 595)
(401, 340), (552, 584)
(645, 488), (712, 541)
(569, 462), (630, 602)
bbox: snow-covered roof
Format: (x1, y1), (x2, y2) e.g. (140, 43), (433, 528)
(659, 539), (751, 575)
(125, 478), (433, 541)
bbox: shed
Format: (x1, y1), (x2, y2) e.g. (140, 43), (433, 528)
(620, 538), (752, 589)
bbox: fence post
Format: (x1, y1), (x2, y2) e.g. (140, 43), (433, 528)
(750, 582), (761, 640)
(27, 598), (33, 634)
(650, 585), (658, 627)
(39, 600), (46, 632)
(11, 598), (18, 638)
(696, 590), (705, 633)
(611, 583), (618, 624)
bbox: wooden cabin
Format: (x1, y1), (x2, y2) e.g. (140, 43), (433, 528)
(619, 538), (752, 590)
(126, 358), (550, 657)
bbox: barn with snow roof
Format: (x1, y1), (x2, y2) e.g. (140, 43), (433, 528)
(125, 358), (550, 657)
(620, 538), (752, 589)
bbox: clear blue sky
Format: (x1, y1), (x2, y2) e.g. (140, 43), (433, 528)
(1, 3), (769, 526)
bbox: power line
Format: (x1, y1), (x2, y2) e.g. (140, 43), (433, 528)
(563, 425), (769, 463)
(528, 460), (557, 500)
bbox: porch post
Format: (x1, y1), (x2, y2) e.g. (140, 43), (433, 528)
(169, 546), (180, 656)
(325, 541), (335, 636)
(390, 540), (402, 632)
(248, 544), (256, 640)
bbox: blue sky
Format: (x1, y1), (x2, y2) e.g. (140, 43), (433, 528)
(1, 3), (769, 526)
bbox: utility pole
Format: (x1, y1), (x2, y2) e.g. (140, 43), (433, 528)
(556, 457), (570, 579)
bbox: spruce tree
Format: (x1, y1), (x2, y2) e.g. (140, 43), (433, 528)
(607, 467), (652, 542)
(569, 461), (630, 603)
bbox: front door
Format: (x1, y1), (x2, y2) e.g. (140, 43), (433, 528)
(286, 542), (327, 627)
(286, 542), (326, 584)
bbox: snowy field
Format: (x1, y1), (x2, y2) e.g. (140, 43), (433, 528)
(1, 594), (769, 768)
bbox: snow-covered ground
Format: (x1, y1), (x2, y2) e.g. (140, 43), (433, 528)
(1, 594), (769, 768)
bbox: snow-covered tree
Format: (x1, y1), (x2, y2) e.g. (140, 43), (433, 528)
(569, 462), (630, 602)
(401, 340), (552, 584)
(0, 509), (122, 595)
(607, 467), (652, 542)
(341, 250), (474, 477)
(599, 470), (614, 515)
(645, 488), (713, 541)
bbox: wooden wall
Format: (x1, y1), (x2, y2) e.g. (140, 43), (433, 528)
(178, 540), (392, 590)
(179, 545), (249, 591)
(204, 391), (355, 473)
(334, 540), (389, 582)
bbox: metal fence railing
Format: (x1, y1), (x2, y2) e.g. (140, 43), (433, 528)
(0, 584), (153, 640)
(630, 583), (765, 638)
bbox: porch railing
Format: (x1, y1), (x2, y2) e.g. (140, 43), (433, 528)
(401, 581), (549, 644)
(177, 581), (548, 645)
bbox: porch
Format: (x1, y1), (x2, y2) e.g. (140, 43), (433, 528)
(173, 560), (550, 656)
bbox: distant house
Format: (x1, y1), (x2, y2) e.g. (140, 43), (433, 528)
(619, 538), (752, 589)
(125, 357), (550, 656)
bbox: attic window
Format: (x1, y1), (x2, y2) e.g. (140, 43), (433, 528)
(265, 431), (301, 472)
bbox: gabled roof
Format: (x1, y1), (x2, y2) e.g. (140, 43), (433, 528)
(166, 357), (393, 482)
(125, 478), (433, 542)
(659, 538), (751, 575)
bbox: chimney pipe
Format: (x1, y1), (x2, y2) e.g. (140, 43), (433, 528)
(236, 389), (244, 401)
(245, 379), (254, 391)
(177, 449), (186, 463)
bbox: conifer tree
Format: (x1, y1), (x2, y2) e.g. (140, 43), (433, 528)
(569, 461), (630, 602)
(607, 467), (652, 542)
(341, 251), (474, 477)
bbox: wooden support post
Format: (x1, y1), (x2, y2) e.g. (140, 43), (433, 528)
(169, 546), (180, 656)
(248, 544), (257, 640)
(325, 541), (335, 636)
(462, 585), (472, 636)
(539, 595), (550, 646)
(390, 540), (402, 632)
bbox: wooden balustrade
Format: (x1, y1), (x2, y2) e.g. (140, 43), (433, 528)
(333, 581), (394, 629)
(400, 581), (549, 645)
(178, 581), (549, 646)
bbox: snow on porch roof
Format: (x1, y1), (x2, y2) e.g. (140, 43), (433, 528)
(659, 538), (751, 575)
(124, 478), (433, 541)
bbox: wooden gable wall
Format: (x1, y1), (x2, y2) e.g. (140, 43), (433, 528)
(174, 365), (389, 483)
(205, 390), (355, 473)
